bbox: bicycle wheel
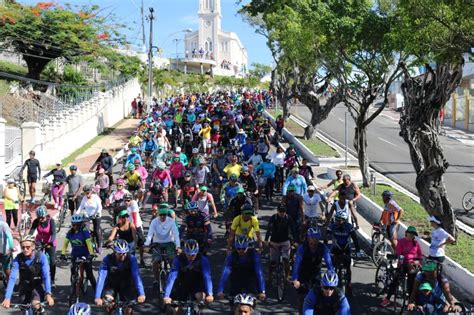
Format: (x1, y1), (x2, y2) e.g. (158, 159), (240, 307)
(462, 191), (474, 212)
(81, 274), (89, 295)
(374, 261), (388, 296)
(56, 203), (67, 233)
(276, 262), (285, 302)
(371, 231), (381, 248)
(372, 240), (394, 267)
(159, 269), (168, 312)
(392, 274), (406, 313)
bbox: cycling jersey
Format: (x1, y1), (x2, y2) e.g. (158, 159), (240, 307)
(220, 182), (242, 204)
(164, 253), (213, 298)
(231, 215), (260, 239)
(381, 199), (402, 225)
(265, 213), (297, 243)
(95, 253), (145, 299)
(142, 138), (158, 152)
(62, 229), (94, 258)
(327, 222), (356, 250)
(125, 171), (142, 187)
(303, 287), (350, 315)
(217, 249), (265, 294)
(185, 213), (212, 241)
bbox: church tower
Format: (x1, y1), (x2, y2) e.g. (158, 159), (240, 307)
(198, 0), (221, 60)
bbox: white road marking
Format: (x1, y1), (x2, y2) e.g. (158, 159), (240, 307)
(470, 177), (474, 181)
(378, 137), (398, 147)
(337, 118), (344, 123)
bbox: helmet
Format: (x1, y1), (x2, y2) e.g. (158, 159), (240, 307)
(83, 184), (92, 192)
(116, 178), (125, 185)
(71, 214), (84, 224)
(186, 201), (199, 211)
(134, 159), (140, 164)
(36, 206), (48, 218)
(234, 293), (256, 307)
(335, 210), (348, 221)
(20, 234), (36, 244)
(229, 174), (238, 181)
(69, 165), (78, 171)
(127, 164), (135, 171)
(113, 239), (130, 254)
(382, 190), (394, 199)
(184, 239), (199, 256)
(131, 148), (137, 153)
(124, 193), (133, 200)
(157, 162), (166, 170)
(68, 302), (91, 315)
(307, 227), (322, 239)
(192, 148), (199, 154)
(234, 235), (249, 250)
(321, 270), (338, 287)
(241, 203), (254, 215)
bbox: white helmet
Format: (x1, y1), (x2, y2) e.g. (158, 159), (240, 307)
(234, 293), (256, 307)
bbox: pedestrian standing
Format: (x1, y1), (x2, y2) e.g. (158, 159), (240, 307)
(20, 150), (41, 203)
(428, 215), (455, 263)
(3, 178), (21, 228)
(131, 98), (137, 118)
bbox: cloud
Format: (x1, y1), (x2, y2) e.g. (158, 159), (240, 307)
(180, 15), (199, 25)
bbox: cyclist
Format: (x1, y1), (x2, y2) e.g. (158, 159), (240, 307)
(43, 162), (67, 210)
(380, 226), (422, 307)
(283, 168), (307, 196)
(169, 155), (187, 206)
(228, 204), (263, 252)
(95, 240), (146, 314)
(68, 302), (91, 315)
(292, 227), (333, 313)
(141, 132), (158, 168)
(107, 210), (137, 255)
(302, 270), (350, 315)
(124, 193), (146, 266)
(222, 155), (242, 180)
(326, 211), (362, 295)
(107, 178), (130, 224)
(2, 235), (54, 311)
(65, 164), (84, 216)
(301, 185), (326, 236)
(145, 206), (181, 286)
(326, 194), (360, 229)
(150, 162), (172, 202)
(175, 147), (188, 166)
(318, 169), (343, 201)
(265, 204), (297, 283)
(211, 147), (227, 189)
(270, 147), (285, 192)
(227, 187), (253, 222)
(217, 235), (266, 301)
(61, 214), (97, 292)
(179, 171), (198, 207)
(183, 202), (212, 254)
(192, 185), (218, 218)
(407, 260), (457, 314)
(95, 168), (110, 207)
(220, 174), (243, 210)
(327, 174), (361, 204)
(163, 239), (214, 313)
(379, 190), (404, 249)
(0, 214), (14, 283)
(281, 184), (304, 236)
(233, 293), (261, 315)
(254, 155), (276, 201)
(29, 206), (57, 287)
(124, 164), (143, 199)
(89, 149), (114, 185)
(125, 147), (142, 168)
(192, 159), (211, 187)
(77, 185), (103, 253)
(298, 159), (314, 186)
(20, 150), (41, 203)
(239, 166), (259, 212)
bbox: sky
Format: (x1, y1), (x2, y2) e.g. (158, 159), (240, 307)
(17, 0), (273, 66)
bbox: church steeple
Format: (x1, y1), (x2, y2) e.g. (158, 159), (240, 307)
(199, 0), (221, 16)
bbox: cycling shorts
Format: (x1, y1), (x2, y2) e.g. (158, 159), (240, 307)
(27, 175), (38, 183)
(387, 223), (400, 239)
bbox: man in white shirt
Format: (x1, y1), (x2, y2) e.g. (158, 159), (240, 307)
(302, 186), (325, 221)
(145, 208), (181, 285)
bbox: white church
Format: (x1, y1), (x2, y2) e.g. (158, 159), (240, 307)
(179, 0), (248, 77)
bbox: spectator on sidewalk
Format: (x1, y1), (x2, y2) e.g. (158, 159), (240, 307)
(3, 178), (21, 229)
(131, 98), (138, 118)
(428, 216), (455, 263)
(20, 150), (41, 203)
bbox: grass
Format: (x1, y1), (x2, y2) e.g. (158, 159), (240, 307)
(0, 60), (27, 76)
(61, 126), (116, 166)
(266, 109), (340, 158)
(361, 183), (474, 272)
(0, 80), (10, 96)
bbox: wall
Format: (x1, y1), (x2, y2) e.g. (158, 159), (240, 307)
(21, 78), (139, 167)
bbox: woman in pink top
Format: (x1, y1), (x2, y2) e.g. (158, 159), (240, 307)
(151, 162), (172, 202)
(169, 155), (186, 206)
(380, 226), (422, 307)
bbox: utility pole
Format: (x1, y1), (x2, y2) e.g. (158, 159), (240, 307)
(147, 7), (154, 104)
(141, 0), (146, 49)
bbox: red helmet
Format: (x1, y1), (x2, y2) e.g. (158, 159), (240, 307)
(134, 159), (140, 164)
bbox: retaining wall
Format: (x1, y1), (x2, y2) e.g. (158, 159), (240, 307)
(21, 78), (139, 167)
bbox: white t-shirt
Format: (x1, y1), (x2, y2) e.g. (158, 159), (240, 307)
(77, 194), (102, 218)
(303, 193), (322, 218)
(429, 227), (450, 257)
(271, 152), (285, 166)
(127, 200), (143, 228)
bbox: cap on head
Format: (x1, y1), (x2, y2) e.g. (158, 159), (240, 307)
(69, 165), (78, 171)
(237, 187), (245, 194)
(422, 261), (437, 272)
(418, 282), (433, 291)
(406, 226), (418, 236)
(307, 185), (316, 191)
(101, 148), (107, 154)
(192, 148), (199, 154)
(200, 185), (208, 191)
(118, 209), (129, 218)
(287, 184), (296, 192)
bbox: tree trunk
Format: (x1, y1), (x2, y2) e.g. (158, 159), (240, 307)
(23, 55), (51, 81)
(399, 62), (463, 238)
(354, 116), (370, 187)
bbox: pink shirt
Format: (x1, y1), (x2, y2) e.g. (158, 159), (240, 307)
(396, 238), (422, 264)
(152, 169), (172, 187)
(169, 161), (186, 178)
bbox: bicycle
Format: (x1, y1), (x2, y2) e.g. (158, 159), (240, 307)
(104, 294), (138, 315)
(169, 298), (205, 315)
(374, 254), (407, 314)
(62, 255), (94, 306)
(332, 249), (351, 296)
(14, 176), (27, 200)
(40, 178), (52, 205)
(371, 223), (394, 267)
(18, 201), (32, 238)
(11, 301), (47, 315)
(462, 191), (473, 212)
(401, 301), (467, 315)
(56, 195), (74, 233)
(149, 244), (171, 312)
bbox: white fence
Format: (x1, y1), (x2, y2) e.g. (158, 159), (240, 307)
(20, 78), (139, 167)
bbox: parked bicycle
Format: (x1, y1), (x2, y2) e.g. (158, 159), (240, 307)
(462, 191), (473, 212)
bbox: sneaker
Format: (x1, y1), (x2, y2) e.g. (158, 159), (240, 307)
(380, 298), (390, 307)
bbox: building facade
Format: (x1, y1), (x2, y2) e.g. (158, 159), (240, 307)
(182, 0), (248, 77)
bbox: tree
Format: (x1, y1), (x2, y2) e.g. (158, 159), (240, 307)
(249, 62), (272, 79)
(396, 0), (473, 237)
(0, 2), (128, 81)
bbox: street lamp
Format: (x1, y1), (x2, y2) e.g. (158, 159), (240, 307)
(161, 29), (193, 54)
(172, 38), (183, 71)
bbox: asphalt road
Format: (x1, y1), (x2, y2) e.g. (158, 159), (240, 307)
(293, 104), (474, 226)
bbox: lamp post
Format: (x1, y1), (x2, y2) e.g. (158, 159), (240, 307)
(147, 7), (155, 104)
(173, 38), (182, 71)
(161, 29), (193, 56)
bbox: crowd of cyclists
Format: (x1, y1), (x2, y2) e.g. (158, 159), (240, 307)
(0, 90), (465, 314)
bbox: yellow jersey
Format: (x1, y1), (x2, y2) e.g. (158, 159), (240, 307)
(231, 215), (260, 239)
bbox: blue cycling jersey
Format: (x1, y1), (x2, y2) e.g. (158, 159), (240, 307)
(327, 222), (355, 249)
(126, 153), (143, 167)
(255, 162), (276, 179)
(303, 288), (351, 315)
(142, 138), (158, 152)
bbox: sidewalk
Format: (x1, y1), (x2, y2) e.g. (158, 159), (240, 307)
(379, 107), (474, 146)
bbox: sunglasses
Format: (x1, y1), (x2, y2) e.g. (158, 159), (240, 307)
(159, 214), (167, 217)
(336, 173), (342, 176)
(124, 199), (132, 202)
(323, 286), (335, 291)
(21, 246), (33, 250)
